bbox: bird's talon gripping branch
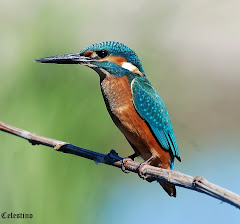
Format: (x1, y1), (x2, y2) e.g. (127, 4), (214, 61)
(138, 162), (148, 179)
(121, 152), (139, 173)
(137, 156), (158, 182)
(138, 163), (157, 182)
(121, 158), (133, 173)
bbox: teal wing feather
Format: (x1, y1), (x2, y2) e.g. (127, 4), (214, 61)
(131, 77), (181, 167)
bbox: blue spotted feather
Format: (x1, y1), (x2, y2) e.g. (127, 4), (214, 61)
(131, 76), (181, 168)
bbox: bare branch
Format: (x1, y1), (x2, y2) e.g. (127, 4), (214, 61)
(0, 120), (239, 209)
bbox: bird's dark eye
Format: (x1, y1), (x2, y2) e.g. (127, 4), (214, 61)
(96, 50), (109, 58)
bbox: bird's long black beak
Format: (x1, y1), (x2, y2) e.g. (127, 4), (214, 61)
(34, 53), (91, 65)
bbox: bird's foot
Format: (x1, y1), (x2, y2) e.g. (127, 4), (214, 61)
(138, 163), (156, 182)
(121, 152), (139, 173)
(138, 162), (147, 178)
(121, 158), (133, 173)
(138, 156), (156, 183)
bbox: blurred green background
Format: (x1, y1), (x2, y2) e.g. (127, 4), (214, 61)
(0, 0), (240, 223)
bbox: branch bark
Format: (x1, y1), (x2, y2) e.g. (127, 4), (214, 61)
(0, 120), (240, 209)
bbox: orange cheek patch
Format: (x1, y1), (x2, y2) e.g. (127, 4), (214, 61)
(100, 55), (127, 65)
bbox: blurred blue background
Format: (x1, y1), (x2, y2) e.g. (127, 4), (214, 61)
(0, 0), (240, 223)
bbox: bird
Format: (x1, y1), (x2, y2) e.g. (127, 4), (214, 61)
(35, 41), (181, 197)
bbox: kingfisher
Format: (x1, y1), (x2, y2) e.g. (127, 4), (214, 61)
(35, 41), (181, 197)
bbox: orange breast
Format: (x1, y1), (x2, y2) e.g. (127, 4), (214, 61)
(101, 75), (171, 169)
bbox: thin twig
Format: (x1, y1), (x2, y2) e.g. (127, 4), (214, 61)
(0, 120), (239, 209)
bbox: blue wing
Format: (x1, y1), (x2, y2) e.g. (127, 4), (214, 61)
(131, 77), (181, 166)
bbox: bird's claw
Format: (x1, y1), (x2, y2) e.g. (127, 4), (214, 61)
(121, 158), (133, 173)
(138, 162), (156, 182)
(138, 162), (147, 179)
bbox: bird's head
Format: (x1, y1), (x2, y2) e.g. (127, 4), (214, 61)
(35, 41), (145, 79)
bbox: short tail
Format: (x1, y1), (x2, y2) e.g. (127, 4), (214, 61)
(159, 182), (176, 197)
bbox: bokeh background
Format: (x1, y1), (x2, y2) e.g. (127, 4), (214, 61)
(0, 0), (240, 223)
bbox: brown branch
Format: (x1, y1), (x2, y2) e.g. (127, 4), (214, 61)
(0, 120), (240, 209)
